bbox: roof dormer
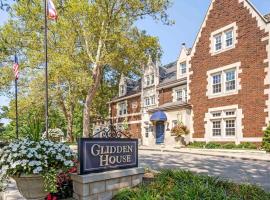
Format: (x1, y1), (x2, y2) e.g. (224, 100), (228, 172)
(119, 74), (127, 97)
(177, 43), (190, 79)
(143, 55), (157, 88)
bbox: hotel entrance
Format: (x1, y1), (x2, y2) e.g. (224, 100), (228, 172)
(150, 110), (167, 145)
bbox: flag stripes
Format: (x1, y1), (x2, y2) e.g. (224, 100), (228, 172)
(48, 0), (58, 20)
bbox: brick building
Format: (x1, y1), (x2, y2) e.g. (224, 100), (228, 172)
(100, 0), (270, 146)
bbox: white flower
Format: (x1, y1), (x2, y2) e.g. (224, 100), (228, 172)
(27, 153), (33, 158)
(33, 166), (42, 174)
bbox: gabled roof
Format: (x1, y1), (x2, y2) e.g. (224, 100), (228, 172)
(159, 61), (177, 85)
(126, 78), (141, 95)
(190, 0), (269, 58)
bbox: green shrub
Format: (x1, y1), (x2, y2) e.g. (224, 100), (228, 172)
(237, 142), (257, 150)
(187, 142), (206, 148)
(205, 142), (222, 149)
(113, 170), (270, 200)
(263, 124), (270, 152)
(221, 143), (237, 149)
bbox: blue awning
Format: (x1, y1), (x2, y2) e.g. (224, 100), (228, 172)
(150, 110), (167, 122)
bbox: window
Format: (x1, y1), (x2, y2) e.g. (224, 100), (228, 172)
(212, 120), (222, 136)
(151, 74), (155, 84)
(212, 74), (222, 94)
(146, 76), (150, 86)
(210, 23), (237, 55)
(145, 127), (149, 138)
(212, 112), (221, 117)
(225, 119), (236, 136)
(144, 97), (150, 106)
(150, 96), (155, 105)
(175, 87), (187, 102)
(211, 68), (237, 96)
(145, 95), (155, 107)
(180, 62), (187, 75)
(120, 85), (125, 96)
(214, 34), (222, 51)
(225, 30), (233, 47)
(225, 70), (236, 91)
(118, 102), (127, 116)
(145, 74), (154, 86)
(210, 109), (237, 138)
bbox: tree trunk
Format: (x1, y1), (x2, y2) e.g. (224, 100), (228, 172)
(67, 114), (74, 142)
(83, 65), (102, 137)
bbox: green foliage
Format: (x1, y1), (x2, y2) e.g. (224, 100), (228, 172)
(0, 0), (173, 137)
(187, 142), (206, 148)
(42, 169), (58, 193)
(237, 142), (257, 150)
(205, 142), (222, 149)
(113, 170), (270, 200)
(263, 124), (270, 152)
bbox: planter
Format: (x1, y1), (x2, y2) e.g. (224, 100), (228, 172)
(13, 175), (48, 200)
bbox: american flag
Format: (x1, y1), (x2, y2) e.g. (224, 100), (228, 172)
(13, 55), (19, 80)
(48, 0), (57, 20)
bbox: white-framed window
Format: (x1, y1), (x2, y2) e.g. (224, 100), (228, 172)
(225, 70), (236, 91)
(174, 86), (187, 102)
(180, 62), (187, 75)
(210, 22), (237, 55)
(225, 29), (233, 47)
(151, 74), (155, 85)
(119, 85), (126, 96)
(145, 74), (154, 86)
(211, 68), (236, 95)
(212, 73), (222, 94)
(212, 120), (222, 136)
(144, 95), (155, 107)
(214, 34), (222, 51)
(118, 101), (127, 116)
(210, 109), (236, 138)
(207, 62), (241, 99)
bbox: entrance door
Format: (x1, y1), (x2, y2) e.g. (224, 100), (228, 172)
(156, 122), (165, 144)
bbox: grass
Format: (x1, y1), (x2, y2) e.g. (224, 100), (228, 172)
(187, 142), (258, 150)
(113, 170), (270, 200)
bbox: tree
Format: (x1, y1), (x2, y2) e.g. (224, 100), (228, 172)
(0, 0), (172, 138)
(263, 124), (270, 152)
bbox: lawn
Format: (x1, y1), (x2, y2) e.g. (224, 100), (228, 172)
(113, 170), (270, 200)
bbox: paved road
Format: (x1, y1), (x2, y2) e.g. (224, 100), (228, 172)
(138, 150), (270, 191)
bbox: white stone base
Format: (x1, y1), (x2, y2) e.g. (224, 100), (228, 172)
(71, 168), (144, 200)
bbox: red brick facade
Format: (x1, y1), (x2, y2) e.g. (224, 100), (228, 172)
(158, 88), (173, 106)
(111, 95), (141, 138)
(190, 0), (269, 138)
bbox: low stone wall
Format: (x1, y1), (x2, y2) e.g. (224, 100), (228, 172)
(71, 167), (144, 200)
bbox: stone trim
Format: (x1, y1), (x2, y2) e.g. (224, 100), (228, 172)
(206, 62), (242, 99)
(190, 0), (216, 58)
(209, 22), (238, 56)
(204, 105), (244, 145)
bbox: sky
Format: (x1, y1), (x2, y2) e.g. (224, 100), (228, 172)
(0, 0), (270, 122)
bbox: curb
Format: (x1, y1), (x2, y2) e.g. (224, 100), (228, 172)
(139, 148), (270, 162)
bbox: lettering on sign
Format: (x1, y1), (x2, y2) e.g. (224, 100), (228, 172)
(78, 138), (138, 174)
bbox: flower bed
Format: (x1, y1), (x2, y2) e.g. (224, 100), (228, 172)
(187, 142), (258, 150)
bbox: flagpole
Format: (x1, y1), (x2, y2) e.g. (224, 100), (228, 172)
(44, 0), (49, 139)
(15, 78), (18, 139)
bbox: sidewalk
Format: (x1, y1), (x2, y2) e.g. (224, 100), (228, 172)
(139, 145), (270, 162)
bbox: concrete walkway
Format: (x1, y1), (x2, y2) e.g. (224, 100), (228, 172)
(139, 145), (270, 162)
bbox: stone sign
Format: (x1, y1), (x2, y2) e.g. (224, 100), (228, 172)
(78, 138), (138, 175)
